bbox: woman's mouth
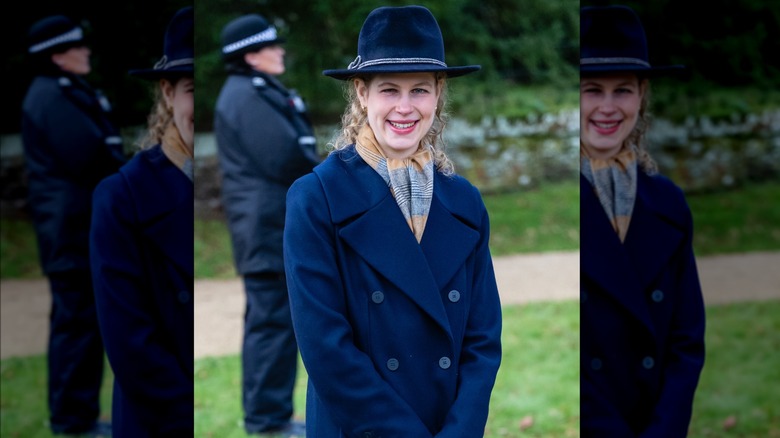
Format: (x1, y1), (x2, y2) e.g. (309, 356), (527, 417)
(388, 120), (417, 133)
(591, 120), (620, 135)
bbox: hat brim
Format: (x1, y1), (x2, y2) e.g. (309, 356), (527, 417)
(580, 63), (686, 78)
(129, 65), (193, 80)
(323, 64), (480, 80)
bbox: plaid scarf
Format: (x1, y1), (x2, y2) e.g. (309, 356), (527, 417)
(356, 124), (434, 243)
(580, 145), (638, 242)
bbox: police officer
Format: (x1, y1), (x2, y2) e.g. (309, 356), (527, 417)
(21, 14), (125, 436)
(214, 13), (319, 437)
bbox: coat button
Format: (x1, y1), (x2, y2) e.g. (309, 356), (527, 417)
(438, 356), (451, 369)
(386, 358), (399, 371)
(590, 357), (602, 371)
(642, 356), (655, 369)
(448, 290), (461, 303)
(177, 290), (190, 303)
(651, 289), (664, 302)
(581, 291), (588, 302)
(371, 291), (384, 304)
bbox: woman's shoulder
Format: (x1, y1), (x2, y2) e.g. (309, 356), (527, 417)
(639, 170), (693, 227)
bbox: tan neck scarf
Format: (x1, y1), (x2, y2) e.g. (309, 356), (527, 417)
(580, 144), (638, 242)
(355, 124), (434, 243)
(161, 122), (193, 182)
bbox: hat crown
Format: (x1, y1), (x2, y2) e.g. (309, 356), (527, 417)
(581, 5), (649, 64)
(160, 6), (194, 66)
(356, 6), (445, 65)
(220, 14), (283, 58)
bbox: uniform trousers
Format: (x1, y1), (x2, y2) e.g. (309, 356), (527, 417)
(47, 270), (105, 434)
(242, 272), (298, 433)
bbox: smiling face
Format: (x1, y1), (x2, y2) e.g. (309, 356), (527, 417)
(51, 46), (91, 75)
(355, 72), (441, 160)
(580, 73), (647, 159)
(162, 76), (194, 153)
(244, 44), (285, 75)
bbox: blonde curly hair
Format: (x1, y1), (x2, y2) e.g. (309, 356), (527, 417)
(137, 79), (174, 150)
(628, 78), (658, 174)
(329, 72), (455, 175)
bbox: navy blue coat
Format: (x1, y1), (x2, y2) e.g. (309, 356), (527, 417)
(214, 71), (319, 274)
(89, 145), (193, 437)
(22, 72), (125, 274)
(581, 172), (706, 437)
(284, 147), (503, 438)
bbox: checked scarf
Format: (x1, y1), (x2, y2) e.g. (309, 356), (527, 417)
(356, 124), (434, 243)
(581, 144), (638, 243)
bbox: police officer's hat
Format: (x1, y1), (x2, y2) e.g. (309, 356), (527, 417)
(27, 15), (87, 56)
(129, 6), (193, 80)
(220, 14), (285, 62)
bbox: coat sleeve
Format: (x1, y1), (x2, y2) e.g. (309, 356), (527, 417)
(640, 201), (706, 438)
(284, 174), (434, 438)
(89, 174), (192, 432)
(435, 199), (503, 438)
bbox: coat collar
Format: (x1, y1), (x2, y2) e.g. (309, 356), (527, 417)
(315, 146), (481, 335)
(581, 172), (685, 332)
(121, 145), (194, 277)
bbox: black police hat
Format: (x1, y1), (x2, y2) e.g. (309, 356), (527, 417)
(27, 15), (86, 55)
(580, 5), (684, 76)
(322, 5), (480, 80)
(129, 6), (193, 80)
(221, 14), (286, 61)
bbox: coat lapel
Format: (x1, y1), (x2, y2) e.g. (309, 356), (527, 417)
(581, 175), (654, 333)
(125, 146), (194, 278)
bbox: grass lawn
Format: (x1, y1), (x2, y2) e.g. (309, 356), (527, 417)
(3, 301), (779, 437)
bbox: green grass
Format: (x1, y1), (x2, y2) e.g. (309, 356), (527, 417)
(4, 301), (779, 437)
(686, 182), (780, 256)
(3, 181), (780, 279)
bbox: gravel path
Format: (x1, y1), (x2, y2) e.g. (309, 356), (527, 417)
(2, 251), (779, 359)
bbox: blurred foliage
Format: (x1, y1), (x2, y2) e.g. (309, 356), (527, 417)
(194, 0), (580, 128)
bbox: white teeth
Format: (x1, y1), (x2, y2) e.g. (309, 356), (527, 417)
(594, 121), (618, 129)
(390, 121), (415, 129)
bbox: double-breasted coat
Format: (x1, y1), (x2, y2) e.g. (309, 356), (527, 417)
(22, 72), (125, 274)
(90, 145), (194, 437)
(581, 171), (706, 437)
(284, 146), (503, 438)
(214, 70), (319, 275)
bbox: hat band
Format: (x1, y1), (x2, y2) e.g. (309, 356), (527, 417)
(347, 55), (447, 70)
(223, 26), (278, 54)
(580, 57), (650, 67)
(29, 27), (83, 53)
(153, 55), (194, 70)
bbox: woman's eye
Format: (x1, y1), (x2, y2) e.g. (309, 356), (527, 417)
(412, 88), (429, 94)
(380, 88), (397, 94)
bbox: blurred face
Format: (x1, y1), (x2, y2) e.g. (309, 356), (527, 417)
(355, 72), (441, 160)
(580, 73), (646, 159)
(51, 46), (91, 75)
(245, 44), (285, 75)
(162, 76), (194, 153)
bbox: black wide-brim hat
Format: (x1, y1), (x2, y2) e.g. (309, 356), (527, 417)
(221, 14), (285, 61)
(27, 15), (87, 55)
(323, 5), (480, 80)
(580, 5), (685, 77)
(129, 6), (193, 80)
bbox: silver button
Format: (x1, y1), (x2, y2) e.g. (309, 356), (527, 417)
(438, 356), (451, 369)
(591, 357), (602, 371)
(448, 290), (461, 303)
(651, 289), (664, 303)
(386, 358), (399, 371)
(642, 356), (655, 369)
(177, 290), (190, 303)
(371, 291), (384, 304)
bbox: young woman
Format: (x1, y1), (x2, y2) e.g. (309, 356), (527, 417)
(89, 7), (194, 437)
(283, 5), (502, 438)
(579, 5), (706, 437)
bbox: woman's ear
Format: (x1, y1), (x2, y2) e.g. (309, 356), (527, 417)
(160, 78), (175, 109)
(355, 78), (368, 109)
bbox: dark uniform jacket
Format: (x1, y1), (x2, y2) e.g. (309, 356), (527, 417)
(90, 145), (193, 437)
(581, 171), (706, 438)
(214, 69), (319, 275)
(22, 72), (125, 274)
(284, 146), (503, 438)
